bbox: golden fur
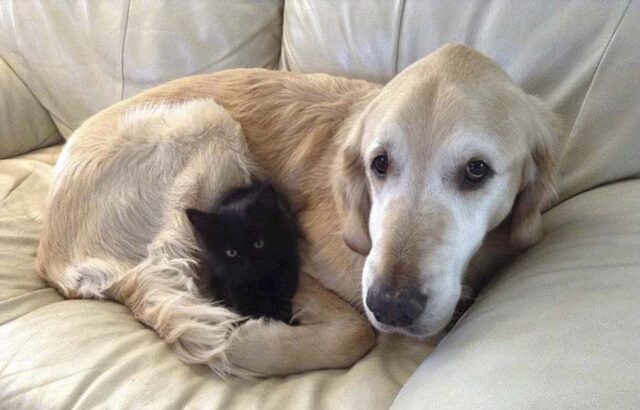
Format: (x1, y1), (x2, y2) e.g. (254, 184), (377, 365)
(36, 44), (561, 376)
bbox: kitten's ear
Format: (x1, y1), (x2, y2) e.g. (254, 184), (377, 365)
(257, 181), (278, 202)
(261, 181), (293, 216)
(186, 208), (214, 236)
(258, 181), (284, 210)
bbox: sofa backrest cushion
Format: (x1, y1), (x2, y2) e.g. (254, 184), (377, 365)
(282, 0), (640, 200)
(0, 58), (62, 159)
(0, 0), (283, 146)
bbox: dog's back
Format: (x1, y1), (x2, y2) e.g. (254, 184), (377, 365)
(36, 99), (257, 298)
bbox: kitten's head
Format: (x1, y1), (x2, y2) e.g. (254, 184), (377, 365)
(186, 181), (298, 283)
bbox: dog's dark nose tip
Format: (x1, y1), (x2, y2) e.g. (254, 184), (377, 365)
(365, 282), (427, 328)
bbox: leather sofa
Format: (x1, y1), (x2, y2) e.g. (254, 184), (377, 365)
(1, 1), (638, 408)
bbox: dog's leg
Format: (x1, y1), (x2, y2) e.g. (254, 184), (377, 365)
(110, 252), (248, 376)
(105, 206), (376, 377)
(108, 204), (374, 377)
(63, 258), (125, 299)
(225, 273), (376, 376)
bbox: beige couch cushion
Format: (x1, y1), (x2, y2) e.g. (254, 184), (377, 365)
(0, 146), (432, 409)
(0, 1), (284, 138)
(0, 58), (62, 159)
(392, 179), (640, 409)
(282, 0), (640, 200)
(2, 2), (638, 407)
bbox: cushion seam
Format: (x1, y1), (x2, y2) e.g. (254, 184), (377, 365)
(119, 0), (132, 100)
(393, 0), (407, 76)
(564, 0), (632, 148)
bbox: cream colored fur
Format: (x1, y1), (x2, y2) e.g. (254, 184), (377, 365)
(37, 44), (561, 376)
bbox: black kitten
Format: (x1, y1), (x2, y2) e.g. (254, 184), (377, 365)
(186, 181), (299, 323)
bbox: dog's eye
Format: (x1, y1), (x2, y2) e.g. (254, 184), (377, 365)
(253, 240), (264, 249)
(225, 249), (238, 258)
(463, 160), (491, 185)
(371, 154), (388, 177)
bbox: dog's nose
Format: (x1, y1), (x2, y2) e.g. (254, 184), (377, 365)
(365, 282), (427, 328)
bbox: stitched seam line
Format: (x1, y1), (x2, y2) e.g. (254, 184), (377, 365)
(393, 0), (407, 75)
(554, 0), (633, 207)
(278, 1), (286, 70)
(120, 0), (132, 100)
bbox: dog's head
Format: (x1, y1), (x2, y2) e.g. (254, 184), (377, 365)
(334, 44), (561, 337)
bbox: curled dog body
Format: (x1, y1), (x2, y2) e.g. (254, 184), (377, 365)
(37, 44), (561, 376)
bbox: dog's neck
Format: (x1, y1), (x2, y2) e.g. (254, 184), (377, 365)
(154, 69), (380, 305)
(202, 70), (523, 310)
(213, 71), (381, 305)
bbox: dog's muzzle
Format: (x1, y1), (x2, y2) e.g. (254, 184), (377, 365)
(365, 281), (427, 328)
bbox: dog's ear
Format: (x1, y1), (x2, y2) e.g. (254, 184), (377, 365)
(334, 114), (372, 255)
(510, 99), (563, 249)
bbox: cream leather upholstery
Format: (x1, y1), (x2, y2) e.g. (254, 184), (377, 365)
(1, 1), (638, 408)
(0, 58), (62, 159)
(0, 0), (283, 138)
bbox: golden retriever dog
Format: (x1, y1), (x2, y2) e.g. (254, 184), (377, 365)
(36, 44), (561, 377)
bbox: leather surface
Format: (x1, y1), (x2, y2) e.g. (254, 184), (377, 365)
(1, 1), (640, 407)
(0, 57), (62, 159)
(393, 179), (640, 409)
(282, 0), (640, 200)
(0, 0), (283, 138)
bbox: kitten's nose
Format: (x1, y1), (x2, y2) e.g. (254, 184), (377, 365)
(365, 281), (427, 328)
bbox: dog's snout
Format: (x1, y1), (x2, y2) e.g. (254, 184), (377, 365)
(365, 282), (427, 328)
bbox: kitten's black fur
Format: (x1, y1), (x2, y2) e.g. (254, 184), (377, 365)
(186, 181), (299, 323)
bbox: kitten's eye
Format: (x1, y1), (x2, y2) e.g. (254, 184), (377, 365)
(253, 240), (265, 249)
(225, 249), (238, 258)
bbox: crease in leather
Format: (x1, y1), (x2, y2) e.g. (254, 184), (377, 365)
(0, 164), (35, 205)
(68, 331), (174, 409)
(7, 209), (43, 239)
(0, 296), (75, 328)
(119, 0), (132, 101)
(46, 110), (75, 139)
(0, 56), (31, 104)
(279, 2), (291, 71)
(562, 0), (632, 161)
(0, 357), (108, 385)
(0, 288), (57, 308)
(0, 366), (107, 403)
(221, 15), (281, 64)
(551, 170), (640, 210)
(0, 58), (63, 157)
(392, 0), (406, 75)
(192, 20), (278, 75)
(10, 128), (64, 159)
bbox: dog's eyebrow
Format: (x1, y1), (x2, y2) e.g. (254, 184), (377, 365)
(368, 137), (395, 158)
(445, 134), (510, 174)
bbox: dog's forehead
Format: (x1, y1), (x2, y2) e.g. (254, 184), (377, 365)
(376, 44), (518, 117)
(367, 80), (485, 148)
(395, 44), (512, 86)
(367, 56), (531, 154)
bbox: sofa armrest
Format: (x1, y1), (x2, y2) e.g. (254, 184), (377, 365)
(392, 180), (640, 409)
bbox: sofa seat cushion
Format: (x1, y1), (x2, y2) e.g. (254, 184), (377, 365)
(0, 146), (431, 408)
(392, 179), (640, 409)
